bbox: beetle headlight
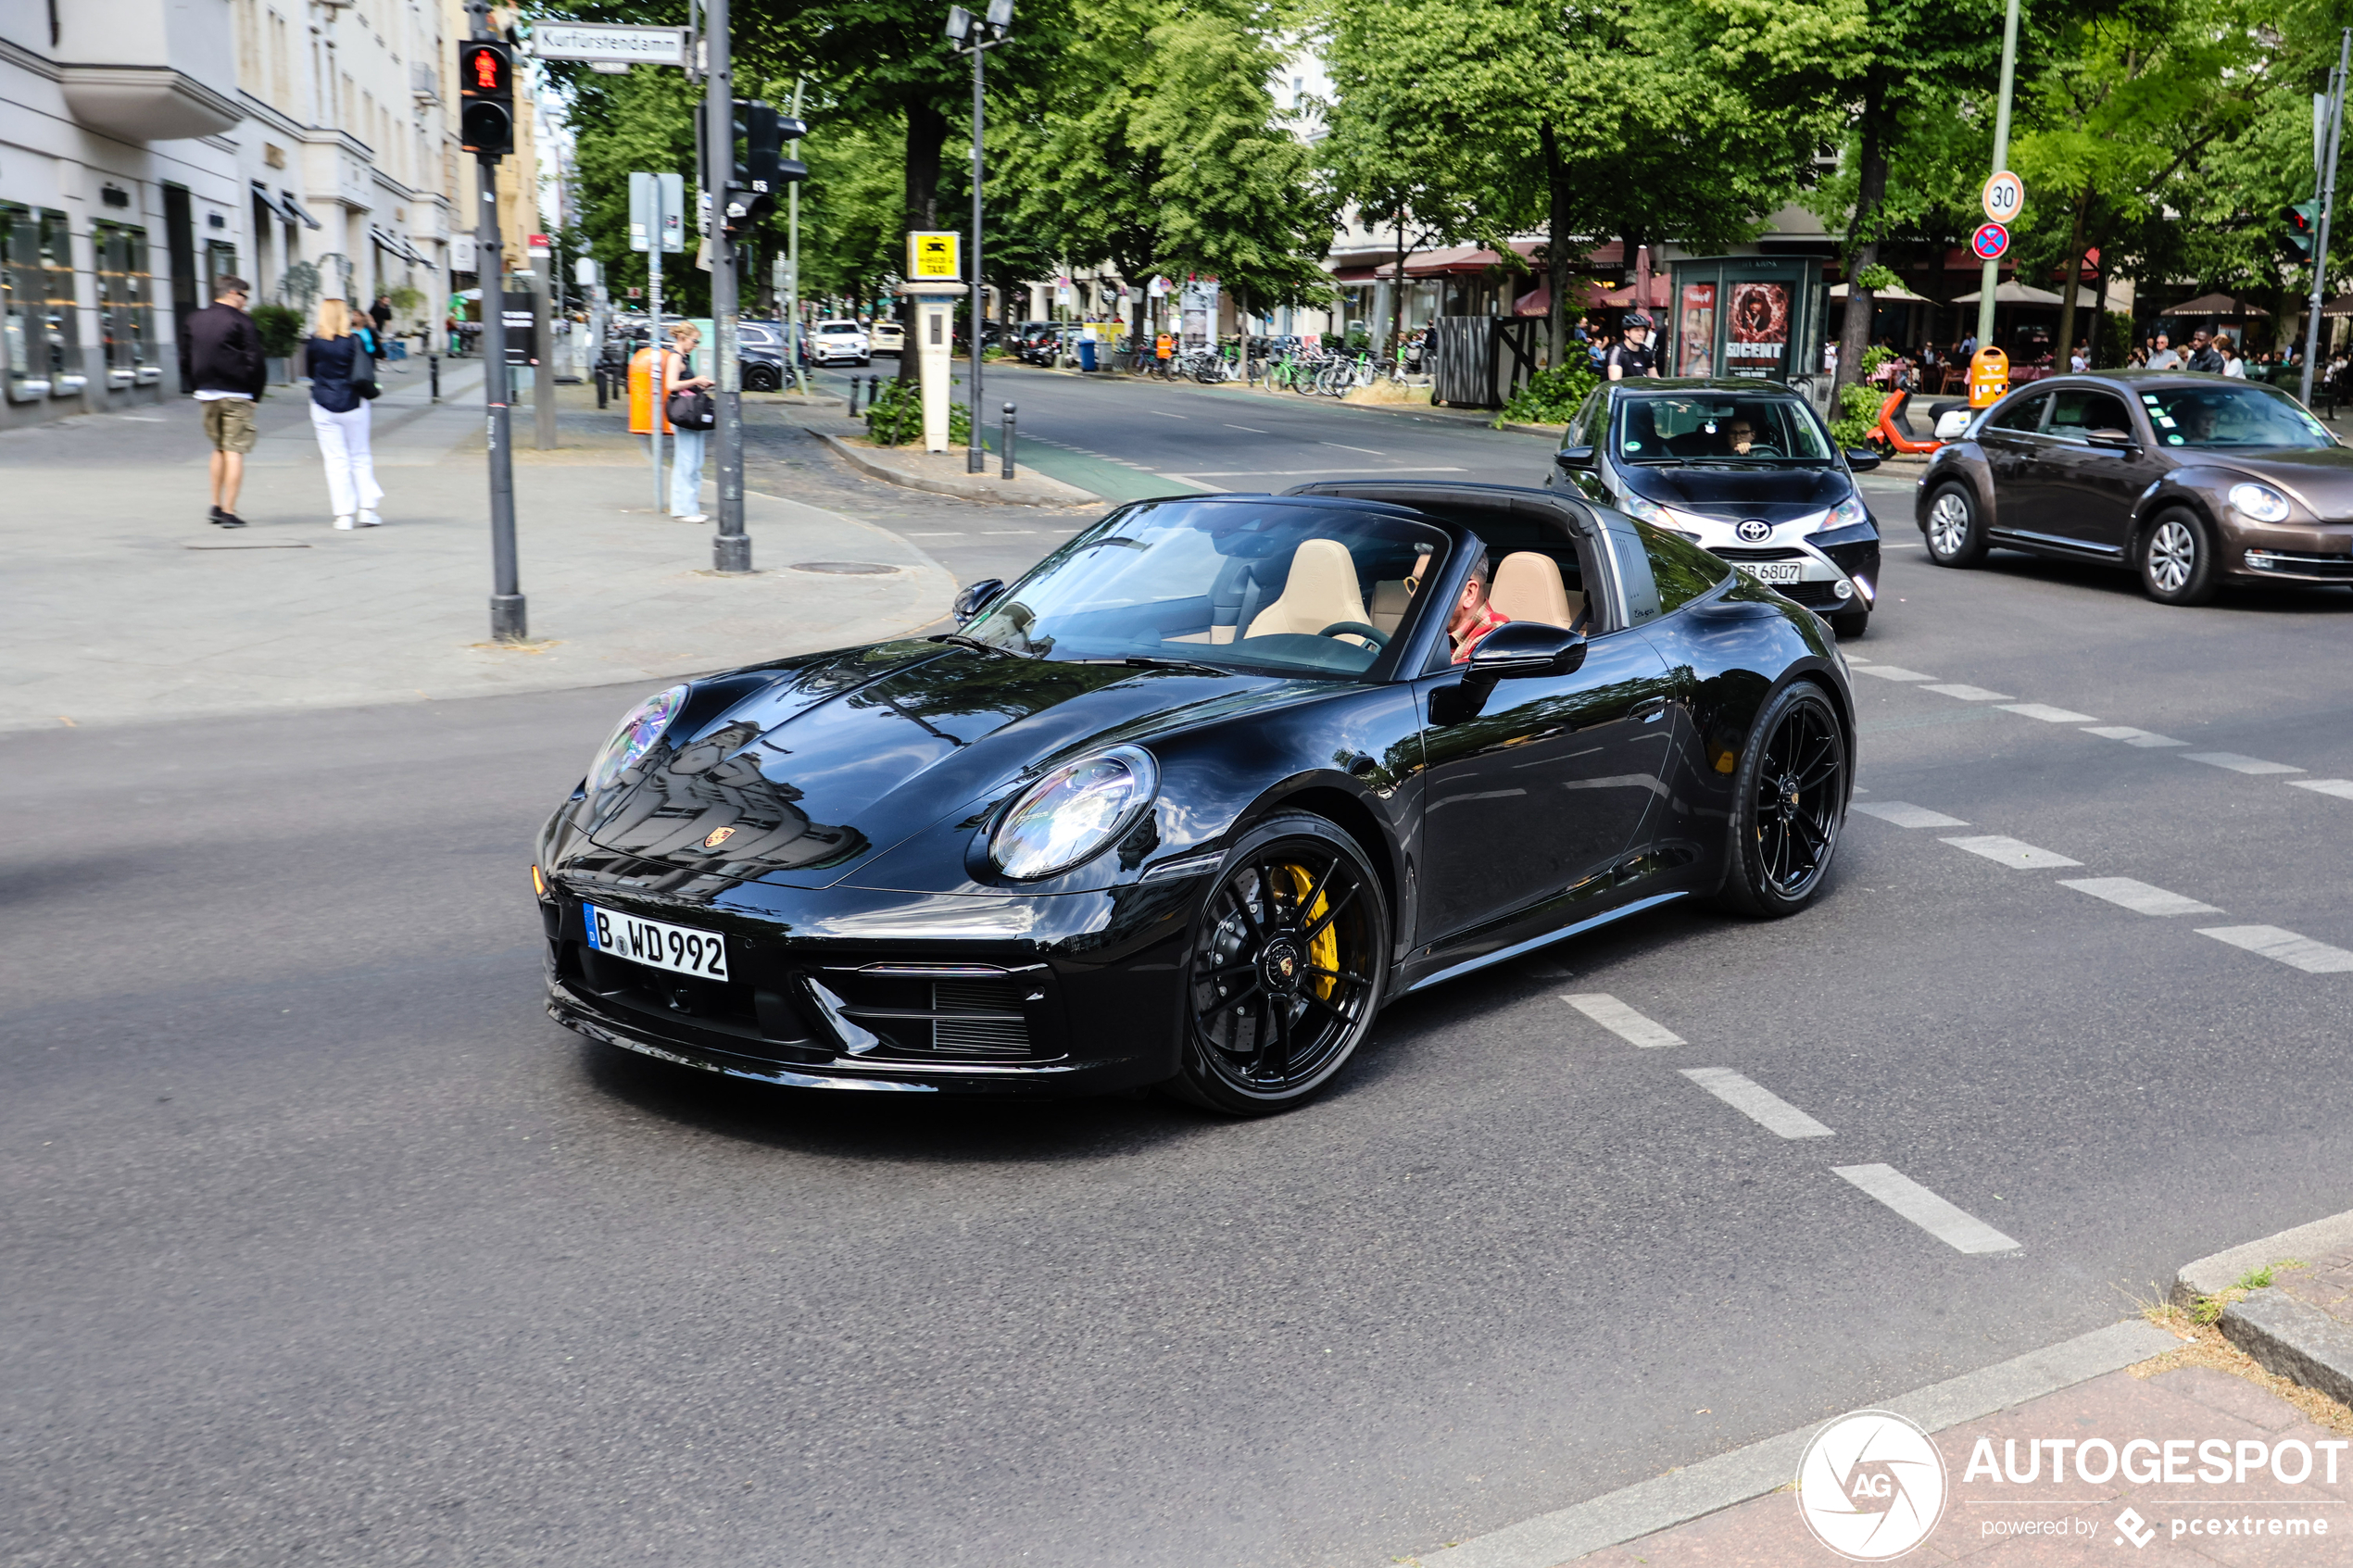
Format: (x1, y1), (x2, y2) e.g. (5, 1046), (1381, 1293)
(589, 684), (688, 793)
(990, 746), (1159, 880)
(2228, 483), (2293, 524)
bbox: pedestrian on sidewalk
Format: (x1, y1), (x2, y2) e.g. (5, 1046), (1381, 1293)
(370, 294), (394, 337)
(184, 274), (264, 530)
(304, 299), (384, 530)
(628, 321), (716, 521)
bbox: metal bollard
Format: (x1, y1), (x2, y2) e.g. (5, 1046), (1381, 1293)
(429, 352), (440, 403)
(1001, 402), (1016, 480)
(848, 375), (862, 418)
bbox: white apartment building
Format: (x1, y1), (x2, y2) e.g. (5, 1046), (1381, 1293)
(0, 0), (532, 430)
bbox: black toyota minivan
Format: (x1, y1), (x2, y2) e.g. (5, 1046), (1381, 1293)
(1544, 377), (1886, 637)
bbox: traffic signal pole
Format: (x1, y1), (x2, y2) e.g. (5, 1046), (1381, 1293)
(2302, 27), (2350, 408)
(705, 0), (751, 573)
(463, 1), (523, 643)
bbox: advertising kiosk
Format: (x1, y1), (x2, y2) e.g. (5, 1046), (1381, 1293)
(1663, 256), (1827, 392)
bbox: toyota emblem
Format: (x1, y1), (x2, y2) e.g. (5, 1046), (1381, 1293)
(1736, 519), (1773, 544)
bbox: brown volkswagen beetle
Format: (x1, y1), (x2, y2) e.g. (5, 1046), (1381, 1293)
(1914, 371), (2353, 605)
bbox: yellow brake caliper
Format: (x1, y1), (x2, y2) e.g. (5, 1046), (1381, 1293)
(1277, 864), (1338, 1001)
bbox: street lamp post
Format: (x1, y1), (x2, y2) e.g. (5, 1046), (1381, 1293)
(946, 0), (1012, 475)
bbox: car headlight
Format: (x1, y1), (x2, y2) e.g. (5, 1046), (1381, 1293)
(2228, 483), (2293, 524)
(990, 746), (1159, 880)
(589, 684), (688, 792)
(1816, 495), (1871, 532)
(1616, 491), (1669, 525)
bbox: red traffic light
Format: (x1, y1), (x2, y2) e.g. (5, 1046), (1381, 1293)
(459, 40), (512, 100)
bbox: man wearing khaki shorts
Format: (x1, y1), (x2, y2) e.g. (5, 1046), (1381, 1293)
(183, 276), (266, 528)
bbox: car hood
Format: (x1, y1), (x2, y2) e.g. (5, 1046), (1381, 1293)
(2191, 445), (2353, 519)
(580, 644), (1303, 888)
(1620, 462), (1852, 523)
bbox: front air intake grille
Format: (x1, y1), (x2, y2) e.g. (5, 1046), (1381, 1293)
(1779, 581), (1845, 608)
(815, 966), (1053, 1060)
(1709, 546), (1808, 562)
(928, 980), (1032, 1057)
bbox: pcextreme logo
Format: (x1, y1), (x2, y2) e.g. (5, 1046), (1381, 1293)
(1796, 1410), (1947, 1561)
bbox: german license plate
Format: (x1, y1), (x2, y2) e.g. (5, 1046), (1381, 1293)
(584, 903), (729, 980)
(1737, 561), (1805, 585)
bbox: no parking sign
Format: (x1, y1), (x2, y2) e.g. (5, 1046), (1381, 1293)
(1971, 223), (2010, 261)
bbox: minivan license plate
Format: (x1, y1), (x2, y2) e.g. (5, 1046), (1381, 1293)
(1737, 561), (1805, 585)
(584, 903), (729, 980)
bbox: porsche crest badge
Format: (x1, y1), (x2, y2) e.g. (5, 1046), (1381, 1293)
(702, 826), (737, 849)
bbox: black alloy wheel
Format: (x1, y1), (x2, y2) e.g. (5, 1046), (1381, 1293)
(1169, 814), (1389, 1115)
(1718, 683), (1847, 917)
(1923, 483), (1988, 567)
(2137, 507), (2220, 606)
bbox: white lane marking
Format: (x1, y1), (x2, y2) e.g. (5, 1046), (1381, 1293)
(1223, 424), (1268, 433)
(1834, 1164), (2020, 1253)
(1940, 834), (2083, 869)
(1853, 801), (1969, 829)
(2083, 725), (2187, 747)
(1154, 476), (1228, 492)
(1321, 441), (1385, 455)
(2290, 779), (2353, 800)
(2181, 752), (2304, 776)
(1844, 655), (1872, 663)
(1150, 409), (1188, 419)
(2196, 925), (2353, 973)
(907, 532), (963, 536)
(1680, 1068), (1833, 1138)
(2057, 877), (2222, 917)
(2001, 703), (2099, 723)
(1853, 664), (1935, 682)
(1921, 684), (2014, 701)
(1562, 994), (1683, 1048)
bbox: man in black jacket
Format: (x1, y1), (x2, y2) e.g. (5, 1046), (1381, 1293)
(184, 276), (265, 528)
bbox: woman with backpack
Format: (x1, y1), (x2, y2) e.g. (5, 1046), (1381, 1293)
(629, 321), (717, 521)
(306, 298), (383, 529)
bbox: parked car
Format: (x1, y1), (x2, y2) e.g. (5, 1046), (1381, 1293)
(808, 318), (870, 366)
(1548, 378), (1885, 638)
(535, 481), (1855, 1114)
(736, 320), (789, 391)
(1917, 372), (2353, 605)
(868, 320), (904, 354)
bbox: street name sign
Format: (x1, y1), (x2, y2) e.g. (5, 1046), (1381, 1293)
(529, 23), (688, 68)
(1971, 222), (2010, 261)
(1982, 170), (2024, 224)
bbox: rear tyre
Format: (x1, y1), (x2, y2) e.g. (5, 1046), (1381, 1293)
(1923, 483), (1988, 567)
(1717, 682), (1848, 919)
(2138, 508), (2220, 606)
(1164, 814), (1390, 1117)
(1827, 608), (1869, 640)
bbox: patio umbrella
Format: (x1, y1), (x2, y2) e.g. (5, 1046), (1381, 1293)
(2158, 293), (2270, 317)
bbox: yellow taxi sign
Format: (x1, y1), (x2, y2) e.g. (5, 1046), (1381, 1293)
(907, 231), (961, 281)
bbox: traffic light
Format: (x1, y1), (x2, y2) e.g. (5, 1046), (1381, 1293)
(458, 38), (515, 158)
(719, 100), (808, 237)
(2285, 202), (2320, 258)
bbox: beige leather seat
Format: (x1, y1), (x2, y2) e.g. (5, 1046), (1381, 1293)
(1489, 551), (1583, 630)
(1245, 539), (1370, 641)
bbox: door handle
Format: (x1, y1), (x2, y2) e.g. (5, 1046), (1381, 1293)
(1629, 696), (1667, 722)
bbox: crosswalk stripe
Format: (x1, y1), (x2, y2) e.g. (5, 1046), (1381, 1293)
(1561, 994), (1683, 1048)
(2057, 878), (2221, 917)
(2196, 925), (2353, 973)
(1681, 1069), (1833, 1138)
(1940, 834), (2083, 869)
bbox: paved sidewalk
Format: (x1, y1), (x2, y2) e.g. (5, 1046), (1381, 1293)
(3, 358), (954, 733)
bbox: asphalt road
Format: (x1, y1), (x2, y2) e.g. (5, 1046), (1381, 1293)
(8, 408), (2353, 1568)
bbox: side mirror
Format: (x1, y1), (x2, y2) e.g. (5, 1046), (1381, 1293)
(952, 578), (1006, 623)
(1843, 448), (1883, 472)
(1554, 445), (1596, 470)
(1466, 621), (1588, 681)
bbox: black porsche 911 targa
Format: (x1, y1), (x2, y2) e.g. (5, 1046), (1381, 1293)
(535, 480), (1856, 1114)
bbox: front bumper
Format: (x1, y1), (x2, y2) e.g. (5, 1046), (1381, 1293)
(1707, 526), (1882, 616)
(537, 862), (1202, 1096)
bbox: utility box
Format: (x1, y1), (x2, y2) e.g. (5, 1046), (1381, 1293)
(1664, 256), (1826, 387)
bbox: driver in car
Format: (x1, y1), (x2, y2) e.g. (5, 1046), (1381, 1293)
(1723, 415), (1758, 455)
(1449, 550), (1511, 662)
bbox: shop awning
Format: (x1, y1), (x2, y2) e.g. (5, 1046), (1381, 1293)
(1949, 281), (2098, 307)
(1829, 281), (1931, 302)
(2158, 292), (2271, 318)
(2320, 294), (2353, 317)
(249, 181), (290, 222)
(1329, 241), (1539, 282)
(278, 192), (323, 231)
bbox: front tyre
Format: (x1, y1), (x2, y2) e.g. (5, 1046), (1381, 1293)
(1923, 483), (1988, 567)
(1717, 683), (1848, 918)
(1167, 814), (1390, 1116)
(2138, 508), (2219, 606)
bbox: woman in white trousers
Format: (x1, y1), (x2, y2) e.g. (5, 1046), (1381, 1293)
(305, 298), (384, 528)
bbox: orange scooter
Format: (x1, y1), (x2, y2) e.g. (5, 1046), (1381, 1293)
(1873, 388), (1942, 454)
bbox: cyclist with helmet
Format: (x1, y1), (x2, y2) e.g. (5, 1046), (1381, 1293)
(1608, 312), (1658, 381)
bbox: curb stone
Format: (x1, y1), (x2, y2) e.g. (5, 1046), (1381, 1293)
(2171, 1206), (2353, 1411)
(807, 429), (1099, 507)
(1414, 1317), (2176, 1568)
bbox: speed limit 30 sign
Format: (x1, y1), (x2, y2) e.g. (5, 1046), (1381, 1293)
(1982, 170), (2025, 224)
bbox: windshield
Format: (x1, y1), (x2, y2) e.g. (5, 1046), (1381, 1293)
(818, 322), (860, 335)
(2139, 384), (2335, 450)
(963, 498), (1450, 679)
(1613, 394), (1835, 465)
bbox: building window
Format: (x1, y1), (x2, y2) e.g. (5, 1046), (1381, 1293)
(3, 207), (85, 397)
(93, 221), (157, 384)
